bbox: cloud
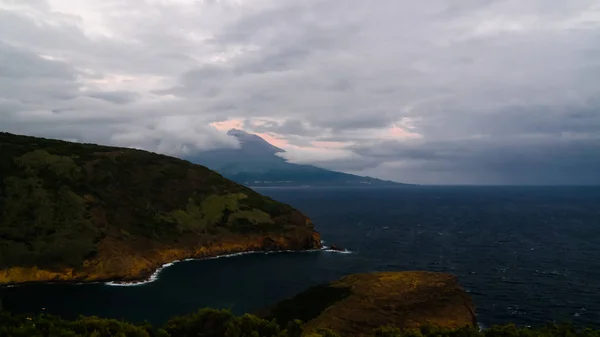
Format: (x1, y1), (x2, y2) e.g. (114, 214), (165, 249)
(346, 135), (600, 185)
(86, 91), (139, 104)
(0, 0), (599, 184)
(243, 119), (322, 137)
(109, 115), (240, 155)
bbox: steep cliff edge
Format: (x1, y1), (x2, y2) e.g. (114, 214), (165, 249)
(260, 271), (476, 337)
(0, 132), (320, 285)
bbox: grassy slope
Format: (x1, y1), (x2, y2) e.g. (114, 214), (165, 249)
(0, 132), (319, 282)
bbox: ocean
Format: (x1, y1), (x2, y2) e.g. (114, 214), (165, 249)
(1, 186), (599, 328)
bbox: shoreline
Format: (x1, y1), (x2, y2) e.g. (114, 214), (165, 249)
(105, 247), (352, 287)
(1, 247), (352, 288)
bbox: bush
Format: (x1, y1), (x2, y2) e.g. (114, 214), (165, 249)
(0, 309), (599, 337)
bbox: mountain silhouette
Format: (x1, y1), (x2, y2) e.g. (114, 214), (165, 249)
(185, 129), (405, 187)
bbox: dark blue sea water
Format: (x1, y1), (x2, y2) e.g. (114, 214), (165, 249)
(2, 186), (599, 327)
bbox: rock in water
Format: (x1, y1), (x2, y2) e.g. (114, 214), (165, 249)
(329, 244), (344, 251)
(260, 271), (476, 337)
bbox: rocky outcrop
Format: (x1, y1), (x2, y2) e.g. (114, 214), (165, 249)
(261, 271), (476, 337)
(328, 244), (345, 252)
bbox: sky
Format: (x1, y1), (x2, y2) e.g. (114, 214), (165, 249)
(1, 0), (599, 185)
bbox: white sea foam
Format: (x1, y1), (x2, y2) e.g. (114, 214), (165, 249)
(105, 246), (352, 287)
(105, 259), (182, 287)
(322, 248), (352, 254)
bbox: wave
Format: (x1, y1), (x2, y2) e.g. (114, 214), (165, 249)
(321, 247), (353, 254)
(478, 323), (487, 331)
(105, 247), (352, 287)
(105, 260), (181, 287)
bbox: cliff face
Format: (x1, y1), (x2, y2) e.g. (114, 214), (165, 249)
(0, 133), (320, 285)
(261, 271), (476, 337)
(0, 231), (320, 284)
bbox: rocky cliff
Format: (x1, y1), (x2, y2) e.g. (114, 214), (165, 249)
(0, 132), (320, 285)
(260, 271), (476, 337)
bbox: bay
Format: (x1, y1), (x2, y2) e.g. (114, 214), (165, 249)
(2, 186), (599, 327)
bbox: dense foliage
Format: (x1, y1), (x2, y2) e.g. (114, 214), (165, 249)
(0, 309), (598, 337)
(0, 133), (307, 270)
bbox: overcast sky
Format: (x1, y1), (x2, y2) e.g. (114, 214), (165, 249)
(1, 0), (599, 185)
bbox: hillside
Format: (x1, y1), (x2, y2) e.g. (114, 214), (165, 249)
(0, 132), (320, 285)
(186, 129), (405, 187)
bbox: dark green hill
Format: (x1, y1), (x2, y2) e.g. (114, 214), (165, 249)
(0, 132), (320, 285)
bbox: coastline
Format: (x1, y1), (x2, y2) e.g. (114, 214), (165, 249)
(1, 246), (351, 288)
(0, 230), (323, 287)
(107, 247), (352, 287)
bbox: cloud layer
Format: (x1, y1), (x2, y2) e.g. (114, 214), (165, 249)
(1, 0), (599, 184)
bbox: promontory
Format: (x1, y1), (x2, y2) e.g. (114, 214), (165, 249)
(0, 132), (321, 285)
(260, 271), (477, 336)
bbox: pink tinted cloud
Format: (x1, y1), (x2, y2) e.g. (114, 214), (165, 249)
(211, 119), (244, 131)
(310, 140), (352, 148)
(387, 125), (422, 139)
(255, 132), (290, 149)
(209, 119), (421, 165)
(210, 119), (291, 149)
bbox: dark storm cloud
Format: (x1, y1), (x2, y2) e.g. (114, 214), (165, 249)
(243, 119), (322, 137)
(87, 91), (139, 105)
(0, 41), (79, 120)
(318, 112), (397, 132)
(1, 0), (599, 184)
(234, 46), (311, 75)
(347, 136), (600, 185)
(0, 43), (73, 79)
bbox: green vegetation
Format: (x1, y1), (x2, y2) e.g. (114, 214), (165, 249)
(0, 132), (314, 272)
(163, 193), (276, 234)
(0, 309), (598, 337)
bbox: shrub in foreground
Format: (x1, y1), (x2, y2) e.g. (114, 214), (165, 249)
(0, 309), (598, 337)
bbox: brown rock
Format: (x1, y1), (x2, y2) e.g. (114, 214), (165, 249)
(329, 244), (344, 251)
(262, 271), (476, 337)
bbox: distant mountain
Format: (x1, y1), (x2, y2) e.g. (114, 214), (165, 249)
(186, 129), (406, 187)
